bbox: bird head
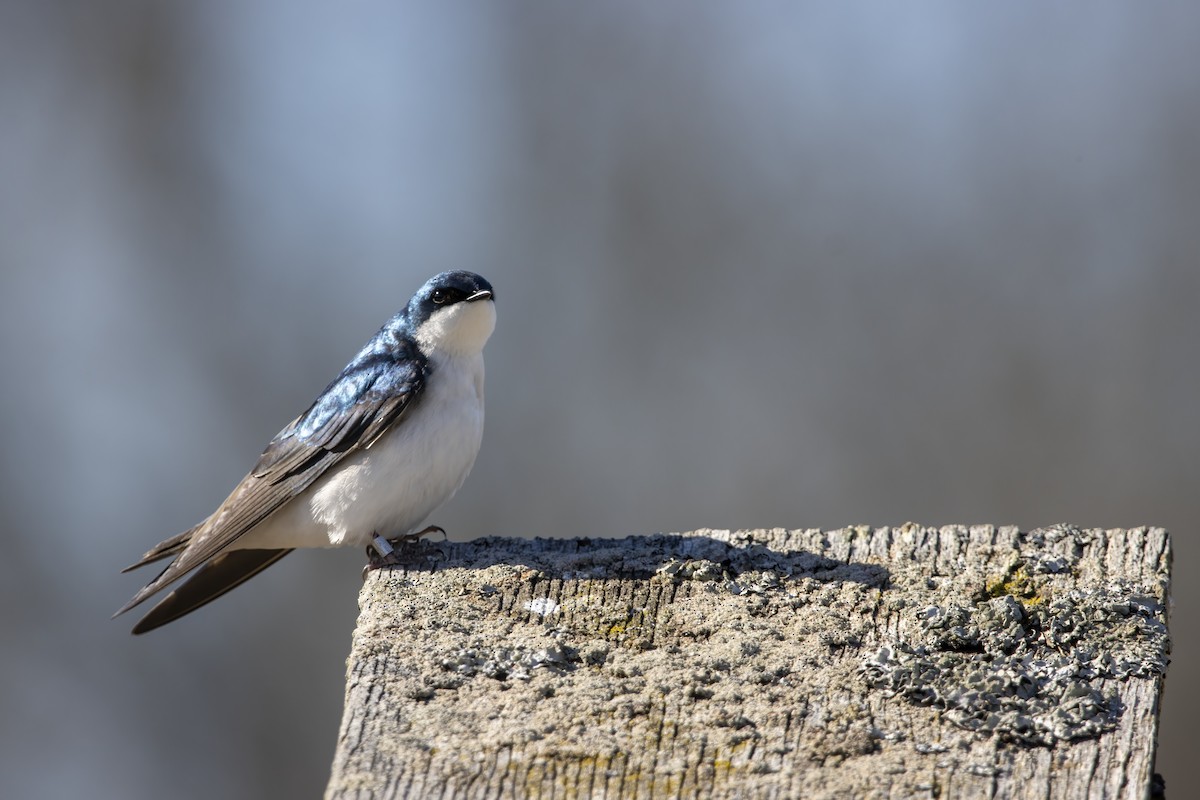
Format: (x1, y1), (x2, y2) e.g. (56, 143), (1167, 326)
(407, 271), (496, 358)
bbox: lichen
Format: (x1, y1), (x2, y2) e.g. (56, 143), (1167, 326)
(441, 641), (579, 681)
(983, 560), (1043, 605)
(860, 582), (1169, 745)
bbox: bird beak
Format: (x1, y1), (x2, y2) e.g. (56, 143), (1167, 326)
(466, 290), (493, 302)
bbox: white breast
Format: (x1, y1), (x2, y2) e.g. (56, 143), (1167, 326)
(237, 352), (486, 550)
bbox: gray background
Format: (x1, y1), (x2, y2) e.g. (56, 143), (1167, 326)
(1, 3), (1194, 798)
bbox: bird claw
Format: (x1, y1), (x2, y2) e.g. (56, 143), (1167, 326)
(409, 525), (447, 542)
(362, 527), (447, 579)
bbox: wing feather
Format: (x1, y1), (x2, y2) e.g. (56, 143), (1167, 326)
(121, 523), (201, 572)
(116, 342), (426, 622)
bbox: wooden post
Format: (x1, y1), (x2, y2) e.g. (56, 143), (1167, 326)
(326, 526), (1170, 799)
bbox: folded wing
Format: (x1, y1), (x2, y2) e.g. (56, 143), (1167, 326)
(115, 341), (427, 631)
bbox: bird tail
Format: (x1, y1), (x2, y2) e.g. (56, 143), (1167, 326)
(126, 548), (294, 634)
(115, 521), (294, 633)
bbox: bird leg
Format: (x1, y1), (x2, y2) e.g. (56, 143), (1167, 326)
(367, 532), (396, 562)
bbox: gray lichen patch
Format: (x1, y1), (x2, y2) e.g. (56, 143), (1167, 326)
(441, 639), (580, 682)
(861, 580), (1169, 745)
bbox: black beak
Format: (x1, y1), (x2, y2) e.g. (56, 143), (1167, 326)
(466, 290), (494, 302)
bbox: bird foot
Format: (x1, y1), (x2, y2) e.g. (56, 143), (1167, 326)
(363, 527), (447, 578)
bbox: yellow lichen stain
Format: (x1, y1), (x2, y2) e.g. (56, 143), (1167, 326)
(599, 610), (655, 646)
(984, 562), (1046, 606)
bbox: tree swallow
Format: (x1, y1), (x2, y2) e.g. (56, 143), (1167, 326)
(115, 271), (496, 634)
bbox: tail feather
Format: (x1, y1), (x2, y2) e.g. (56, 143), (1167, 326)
(128, 548), (293, 634)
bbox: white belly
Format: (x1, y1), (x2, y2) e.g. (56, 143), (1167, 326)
(235, 353), (485, 550)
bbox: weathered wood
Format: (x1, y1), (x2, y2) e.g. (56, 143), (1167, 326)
(326, 526), (1171, 799)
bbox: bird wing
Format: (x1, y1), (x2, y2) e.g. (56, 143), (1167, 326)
(121, 524), (201, 572)
(115, 345), (427, 623)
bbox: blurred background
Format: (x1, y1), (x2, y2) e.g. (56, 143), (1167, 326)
(1, 2), (1195, 797)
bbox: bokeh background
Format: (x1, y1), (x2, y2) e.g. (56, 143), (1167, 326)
(2, 2), (1195, 797)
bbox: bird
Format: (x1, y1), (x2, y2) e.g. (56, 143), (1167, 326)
(115, 270), (496, 634)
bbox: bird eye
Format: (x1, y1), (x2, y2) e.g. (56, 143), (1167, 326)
(431, 288), (466, 306)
